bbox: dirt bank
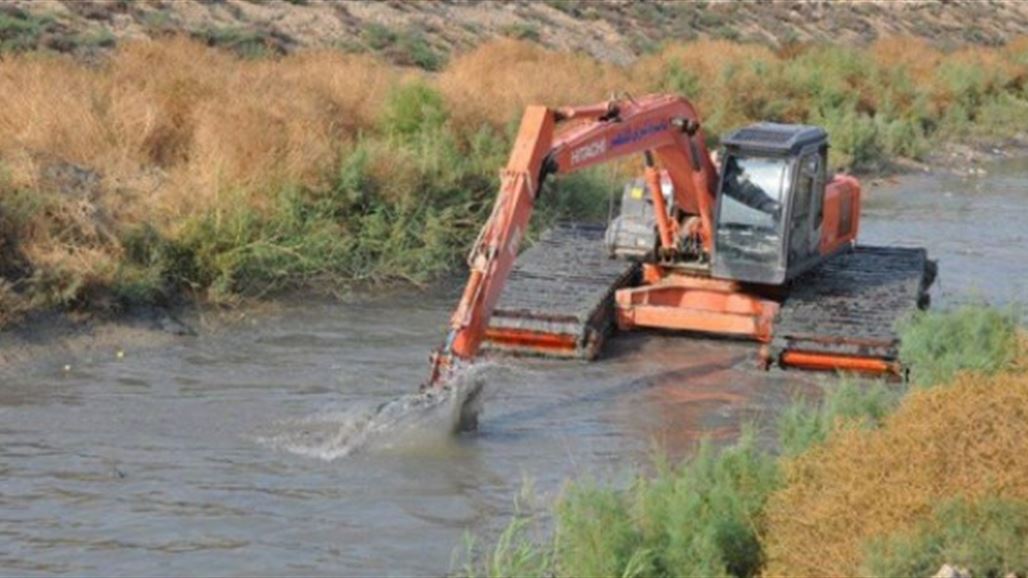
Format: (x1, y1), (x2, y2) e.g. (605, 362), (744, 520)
(0, 306), (193, 373)
(5, 1), (1028, 65)
(3, 148), (1025, 375)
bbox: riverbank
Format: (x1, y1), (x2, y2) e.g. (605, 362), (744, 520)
(1, 36), (1026, 333)
(463, 305), (1027, 577)
(2, 149), (1025, 371)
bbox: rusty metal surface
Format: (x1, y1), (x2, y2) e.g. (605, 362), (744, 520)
(484, 223), (639, 358)
(771, 245), (935, 363)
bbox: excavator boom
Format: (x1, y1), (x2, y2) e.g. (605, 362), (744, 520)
(428, 94), (719, 386)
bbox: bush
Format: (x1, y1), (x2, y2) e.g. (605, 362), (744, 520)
(462, 433), (780, 578)
(74, 29), (116, 50)
(378, 82), (448, 138)
(194, 26), (270, 58)
(777, 378), (901, 457)
(898, 304), (1020, 386)
(630, 435), (779, 578)
(1, 36), (1026, 320)
(462, 515), (552, 578)
(467, 313), (1025, 578)
(636, 37), (1028, 169)
(392, 28), (444, 71)
(973, 93), (1028, 138)
(554, 483), (647, 577)
(661, 62), (702, 99)
(501, 23), (541, 43)
(361, 23), (396, 51)
(764, 368), (1028, 576)
(861, 498), (1028, 578)
(362, 24), (446, 70)
(812, 106), (882, 170)
(0, 8), (57, 52)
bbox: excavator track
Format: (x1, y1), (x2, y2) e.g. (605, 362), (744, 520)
(484, 223), (639, 359)
(485, 223), (935, 375)
(770, 245), (937, 374)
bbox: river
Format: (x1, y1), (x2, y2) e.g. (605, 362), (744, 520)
(1, 157), (1025, 576)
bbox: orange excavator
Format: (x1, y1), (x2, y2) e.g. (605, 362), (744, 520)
(427, 93), (934, 388)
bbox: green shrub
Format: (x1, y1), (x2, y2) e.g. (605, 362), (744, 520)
(778, 378), (901, 456)
(973, 93), (1028, 138)
(73, 29), (116, 49)
(697, 10), (727, 28)
(555, 483), (648, 577)
(631, 2), (666, 25)
(165, 184), (357, 300)
(877, 115), (927, 159)
(0, 9), (56, 52)
(152, 120), (521, 298)
(195, 26), (269, 58)
(388, 28), (444, 71)
(861, 498), (1028, 577)
(464, 433), (780, 578)
(501, 23), (541, 42)
(628, 434), (778, 578)
(662, 62), (702, 99)
(140, 10), (173, 33)
(898, 305), (1020, 387)
(461, 516), (552, 578)
(713, 26), (741, 42)
(0, 185), (48, 236)
(115, 224), (171, 305)
(542, 0), (579, 15)
(937, 61), (991, 111)
(361, 23), (397, 51)
(538, 167), (618, 226)
(378, 82), (448, 138)
(812, 106), (882, 170)
(112, 262), (167, 306)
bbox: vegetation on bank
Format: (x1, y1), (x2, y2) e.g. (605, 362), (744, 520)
(462, 306), (1026, 578)
(0, 37), (1027, 324)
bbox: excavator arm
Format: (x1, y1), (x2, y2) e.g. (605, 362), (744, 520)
(427, 94), (720, 387)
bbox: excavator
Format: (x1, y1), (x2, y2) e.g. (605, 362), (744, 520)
(426, 93), (935, 390)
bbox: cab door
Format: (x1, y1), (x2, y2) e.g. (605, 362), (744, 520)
(786, 149), (824, 276)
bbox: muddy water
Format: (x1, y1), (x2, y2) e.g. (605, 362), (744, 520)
(1, 158), (1025, 576)
(862, 156), (1028, 305)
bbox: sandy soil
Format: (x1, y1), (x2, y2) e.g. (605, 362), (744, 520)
(5, 0), (1028, 65)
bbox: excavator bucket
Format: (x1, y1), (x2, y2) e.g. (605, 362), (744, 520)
(484, 223), (638, 359)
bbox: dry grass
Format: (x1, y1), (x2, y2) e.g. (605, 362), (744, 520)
(438, 39), (629, 131)
(869, 37), (943, 86)
(634, 40), (779, 129)
(0, 37), (397, 216)
(0, 35), (1025, 314)
(0, 37), (401, 305)
(763, 363), (1028, 577)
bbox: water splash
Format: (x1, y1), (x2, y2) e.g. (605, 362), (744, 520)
(259, 364), (489, 461)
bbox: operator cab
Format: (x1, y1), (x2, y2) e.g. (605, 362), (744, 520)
(712, 123), (829, 285)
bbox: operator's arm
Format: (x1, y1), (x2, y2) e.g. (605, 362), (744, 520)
(725, 173), (781, 215)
